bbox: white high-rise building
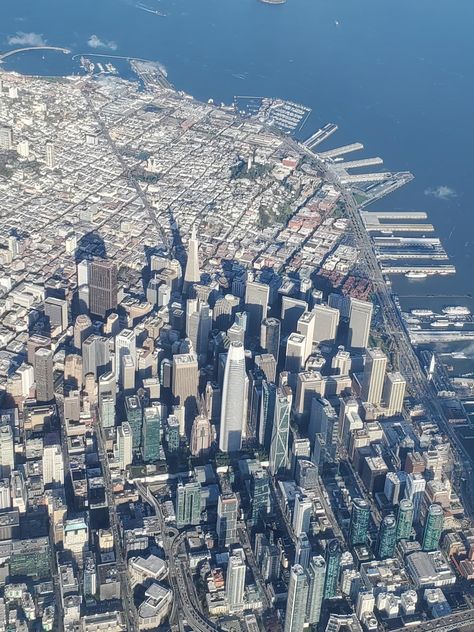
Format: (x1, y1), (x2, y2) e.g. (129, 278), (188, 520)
(313, 304), (340, 344)
(382, 371), (406, 416)
(0, 426), (14, 477)
(284, 565), (309, 632)
(184, 225), (201, 291)
(0, 478), (11, 509)
(285, 333), (307, 374)
(404, 473), (426, 524)
(293, 493), (313, 537)
(306, 555), (326, 625)
(226, 554), (246, 613)
(361, 348), (387, 405)
(115, 329), (136, 384)
(43, 444), (65, 486)
(219, 342), (247, 452)
(117, 422), (133, 470)
(348, 298), (373, 349)
(45, 141), (56, 168)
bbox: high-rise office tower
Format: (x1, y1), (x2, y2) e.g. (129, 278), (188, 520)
(284, 565), (309, 632)
(376, 514), (397, 559)
(217, 493), (238, 547)
(167, 415), (180, 453)
(74, 314), (93, 351)
(117, 423), (133, 471)
(34, 347), (54, 403)
(183, 225), (201, 293)
(396, 499), (414, 541)
(141, 405), (162, 463)
(422, 504), (444, 552)
(285, 333), (307, 374)
(172, 352), (199, 426)
(306, 555), (326, 625)
(115, 328), (136, 385)
(0, 126), (13, 150)
(281, 296), (308, 336)
(44, 297), (68, 332)
(269, 386), (292, 476)
(0, 426), (14, 478)
(190, 413), (212, 457)
(89, 259), (118, 319)
(45, 141), (55, 168)
(260, 317), (280, 363)
(261, 544), (280, 583)
(404, 473), (426, 524)
(250, 468), (270, 524)
(219, 342), (247, 452)
(259, 380), (276, 450)
(247, 368), (264, 441)
(99, 371), (116, 406)
(100, 396), (116, 429)
(226, 554), (246, 614)
(125, 395), (143, 451)
(245, 280), (269, 338)
(213, 294), (239, 331)
(323, 539), (342, 599)
(0, 479), (11, 510)
(28, 334), (51, 365)
(308, 397), (338, 460)
(82, 335), (111, 380)
(293, 493), (313, 538)
(255, 353), (277, 384)
(313, 304), (340, 344)
(176, 480), (201, 528)
(187, 301), (212, 362)
(332, 346), (352, 376)
(361, 348), (387, 405)
(348, 298), (373, 350)
(382, 371), (406, 416)
(295, 533), (312, 569)
(297, 310), (317, 361)
(294, 371), (325, 419)
(43, 444), (64, 486)
(349, 498), (371, 547)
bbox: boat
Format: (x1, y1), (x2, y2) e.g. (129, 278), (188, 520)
(442, 306), (471, 316)
(405, 271), (428, 279)
(411, 309), (434, 317)
(431, 320), (450, 328)
(454, 322), (464, 328)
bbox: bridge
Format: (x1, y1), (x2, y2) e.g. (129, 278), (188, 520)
(0, 46), (71, 61)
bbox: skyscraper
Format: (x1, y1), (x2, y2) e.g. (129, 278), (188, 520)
(376, 514), (397, 559)
(313, 304), (340, 344)
(293, 493), (313, 538)
(245, 280), (269, 338)
(422, 504), (444, 552)
(258, 380), (276, 450)
(284, 565), (309, 632)
(115, 328), (136, 386)
(306, 555), (326, 626)
(34, 347), (54, 403)
(172, 353), (199, 427)
(250, 468), (270, 525)
(43, 444), (64, 486)
(217, 493), (238, 548)
(269, 386), (292, 476)
(89, 259), (118, 319)
(285, 333), (307, 374)
(0, 426), (14, 478)
(295, 533), (312, 569)
(404, 473), (426, 524)
(45, 141), (56, 168)
(382, 371), (407, 416)
(141, 405), (162, 462)
(176, 480), (201, 528)
(260, 317), (280, 363)
(183, 225), (201, 293)
(396, 499), (414, 541)
(348, 298), (373, 350)
(226, 554), (246, 614)
(323, 539), (342, 599)
(125, 395), (143, 451)
(361, 348), (388, 405)
(117, 423), (133, 471)
(349, 498), (371, 547)
(74, 314), (93, 351)
(219, 342), (247, 453)
(190, 413), (212, 457)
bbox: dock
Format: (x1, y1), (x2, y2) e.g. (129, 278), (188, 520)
(303, 123), (338, 149)
(318, 142), (364, 159)
(340, 172), (391, 184)
(361, 211), (434, 233)
(335, 157), (383, 170)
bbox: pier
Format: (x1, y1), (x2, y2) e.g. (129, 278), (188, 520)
(335, 157), (383, 169)
(340, 172), (391, 184)
(318, 142), (364, 159)
(381, 264), (456, 274)
(303, 123), (338, 149)
(361, 211), (434, 232)
(0, 46), (71, 62)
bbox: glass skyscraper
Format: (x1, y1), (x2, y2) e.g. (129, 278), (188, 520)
(269, 386), (292, 476)
(422, 504), (444, 552)
(376, 514), (397, 559)
(349, 498), (371, 547)
(324, 539), (342, 599)
(396, 498), (414, 541)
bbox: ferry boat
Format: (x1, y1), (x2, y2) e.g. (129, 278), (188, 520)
(431, 320), (450, 328)
(411, 309), (434, 317)
(405, 271), (427, 279)
(442, 306), (471, 316)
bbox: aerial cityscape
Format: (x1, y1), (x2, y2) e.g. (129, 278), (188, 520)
(0, 1), (473, 632)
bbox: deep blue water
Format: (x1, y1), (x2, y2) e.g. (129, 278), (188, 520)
(1, 0), (473, 335)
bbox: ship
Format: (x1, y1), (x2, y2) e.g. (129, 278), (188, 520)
(411, 309), (434, 317)
(442, 306), (471, 316)
(431, 320), (450, 328)
(405, 271), (427, 279)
